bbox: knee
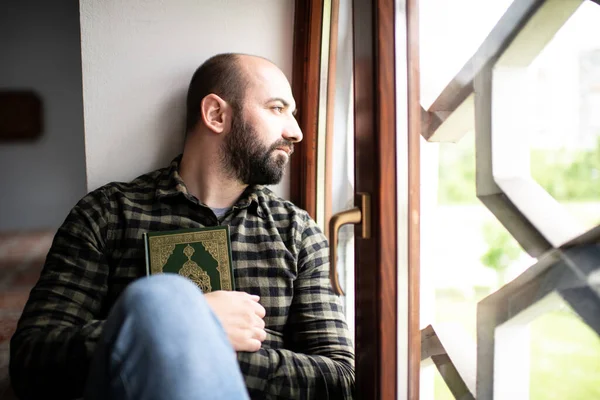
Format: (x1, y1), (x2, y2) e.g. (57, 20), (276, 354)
(119, 274), (206, 319)
(103, 275), (212, 370)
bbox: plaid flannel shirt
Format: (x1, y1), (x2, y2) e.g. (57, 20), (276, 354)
(10, 156), (355, 400)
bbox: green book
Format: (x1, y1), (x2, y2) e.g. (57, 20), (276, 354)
(143, 226), (235, 292)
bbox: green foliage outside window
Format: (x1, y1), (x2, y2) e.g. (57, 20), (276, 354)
(530, 136), (600, 202)
(438, 134), (600, 205)
(479, 220), (521, 286)
(438, 133), (600, 278)
(435, 133), (600, 400)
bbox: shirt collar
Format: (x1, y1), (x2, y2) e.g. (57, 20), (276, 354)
(155, 154), (266, 218)
(154, 154), (189, 199)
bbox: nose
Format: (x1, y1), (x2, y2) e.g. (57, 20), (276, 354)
(283, 116), (303, 143)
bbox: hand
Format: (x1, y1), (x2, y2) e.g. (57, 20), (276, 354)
(204, 290), (267, 352)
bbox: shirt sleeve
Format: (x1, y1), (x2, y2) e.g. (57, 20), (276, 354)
(237, 217), (355, 399)
(9, 189), (111, 400)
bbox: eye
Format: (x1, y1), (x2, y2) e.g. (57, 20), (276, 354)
(271, 106), (284, 113)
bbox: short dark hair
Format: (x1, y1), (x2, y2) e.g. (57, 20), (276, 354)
(185, 53), (248, 133)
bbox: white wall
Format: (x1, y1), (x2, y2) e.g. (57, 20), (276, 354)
(0, 1), (87, 231)
(79, 0), (295, 199)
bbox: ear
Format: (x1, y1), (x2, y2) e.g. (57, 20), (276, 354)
(200, 94), (232, 134)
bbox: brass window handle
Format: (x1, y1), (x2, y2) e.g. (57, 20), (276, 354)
(328, 193), (371, 295)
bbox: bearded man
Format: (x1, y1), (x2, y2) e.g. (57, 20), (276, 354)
(9, 54), (355, 400)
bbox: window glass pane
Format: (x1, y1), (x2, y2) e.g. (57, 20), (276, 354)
(420, 130), (534, 399)
(420, 363), (456, 400)
(329, 0), (355, 342)
(434, 371), (454, 400)
(434, 131), (532, 335)
(527, 1), (600, 230)
(529, 300), (600, 399)
(419, 0), (514, 108)
(494, 291), (600, 399)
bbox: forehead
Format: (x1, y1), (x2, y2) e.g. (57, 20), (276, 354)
(241, 59), (295, 106)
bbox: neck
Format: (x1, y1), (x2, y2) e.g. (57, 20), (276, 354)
(179, 136), (247, 209)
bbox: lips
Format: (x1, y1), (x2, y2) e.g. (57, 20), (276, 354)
(275, 146), (293, 156)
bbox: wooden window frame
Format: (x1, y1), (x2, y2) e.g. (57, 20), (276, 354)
(291, 0), (421, 398)
(290, 0), (323, 218)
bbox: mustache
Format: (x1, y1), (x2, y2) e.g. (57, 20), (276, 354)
(269, 140), (294, 156)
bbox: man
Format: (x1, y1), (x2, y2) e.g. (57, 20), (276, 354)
(9, 53), (355, 399)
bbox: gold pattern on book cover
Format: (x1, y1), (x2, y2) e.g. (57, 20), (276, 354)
(179, 244), (212, 292)
(148, 229), (233, 290)
(159, 243), (176, 269)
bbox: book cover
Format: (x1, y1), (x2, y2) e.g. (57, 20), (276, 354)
(143, 226), (235, 292)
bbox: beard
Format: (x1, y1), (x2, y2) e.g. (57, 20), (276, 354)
(221, 111), (294, 185)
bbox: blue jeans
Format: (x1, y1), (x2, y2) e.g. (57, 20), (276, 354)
(84, 274), (250, 400)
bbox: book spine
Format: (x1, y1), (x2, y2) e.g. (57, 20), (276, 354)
(143, 232), (150, 276)
(224, 225), (236, 290)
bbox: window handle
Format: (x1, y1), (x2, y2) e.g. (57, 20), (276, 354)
(329, 192), (371, 295)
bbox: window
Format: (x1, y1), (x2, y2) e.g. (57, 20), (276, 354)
(419, 1), (600, 399)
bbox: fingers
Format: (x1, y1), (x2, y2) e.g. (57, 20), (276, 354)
(253, 327), (267, 342)
(207, 290), (268, 353)
(234, 291), (259, 301)
(240, 292), (266, 319)
(234, 327), (266, 352)
(243, 338), (262, 353)
(251, 301), (266, 319)
(252, 313), (265, 329)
